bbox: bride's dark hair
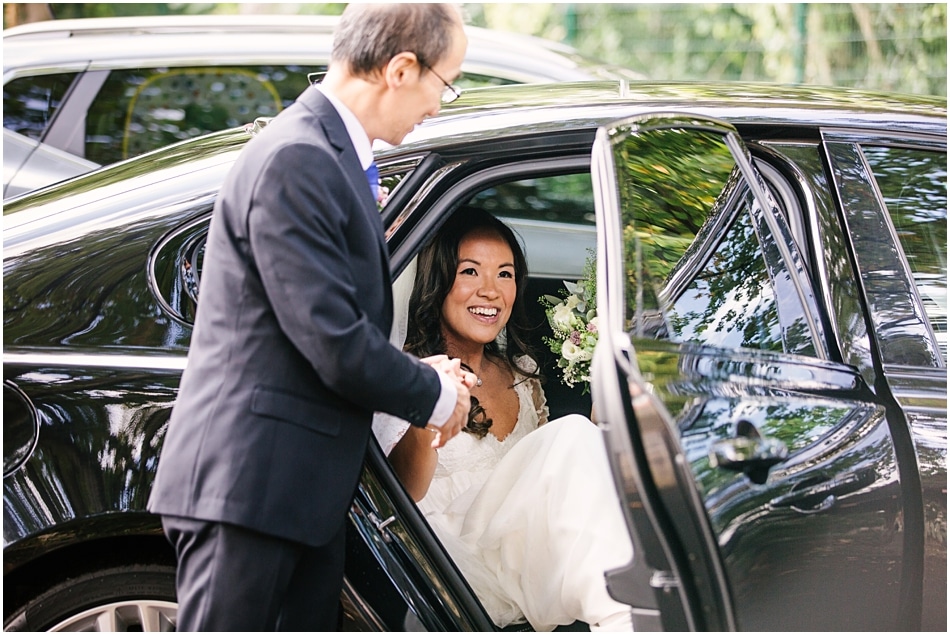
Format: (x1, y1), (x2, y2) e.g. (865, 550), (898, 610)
(405, 208), (539, 438)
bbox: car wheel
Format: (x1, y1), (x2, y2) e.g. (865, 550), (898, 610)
(5, 564), (177, 632)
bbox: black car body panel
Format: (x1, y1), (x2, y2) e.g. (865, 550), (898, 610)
(4, 81), (945, 631)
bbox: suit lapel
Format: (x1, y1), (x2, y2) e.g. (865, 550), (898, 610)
(297, 86), (394, 303)
(298, 88), (375, 207)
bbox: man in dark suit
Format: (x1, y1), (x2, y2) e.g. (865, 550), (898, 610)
(147, 4), (472, 630)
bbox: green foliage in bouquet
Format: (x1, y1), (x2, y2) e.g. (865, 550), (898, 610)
(540, 250), (598, 392)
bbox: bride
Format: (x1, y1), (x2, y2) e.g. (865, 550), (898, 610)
(372, 209), (634, 631)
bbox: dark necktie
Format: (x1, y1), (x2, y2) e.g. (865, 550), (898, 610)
(365, 162), (379, 201)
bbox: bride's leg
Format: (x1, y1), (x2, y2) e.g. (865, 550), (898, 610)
(463, 415), (635, 630)
(551, 417), (635, 631)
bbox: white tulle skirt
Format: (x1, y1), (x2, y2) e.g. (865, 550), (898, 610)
(420, 415), (635, 631)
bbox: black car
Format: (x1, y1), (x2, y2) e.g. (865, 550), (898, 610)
(4, 81), (946, 632)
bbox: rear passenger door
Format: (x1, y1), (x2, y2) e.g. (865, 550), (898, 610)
(590, 115), (913, 630)
(824, 134), (947, 631)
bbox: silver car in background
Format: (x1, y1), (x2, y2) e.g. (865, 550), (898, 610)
(2, 14), (645, 199)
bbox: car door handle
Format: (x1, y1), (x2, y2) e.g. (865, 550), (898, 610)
(708, 420), (788, 484)
(769, 467), (877, 513)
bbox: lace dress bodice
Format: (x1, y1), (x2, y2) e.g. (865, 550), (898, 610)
(418, 367), (547, 522)
(371, 355), (546, 464)
(433, 374), (541, 474)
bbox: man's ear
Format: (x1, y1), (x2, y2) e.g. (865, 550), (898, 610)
(384, 51), (421, 89)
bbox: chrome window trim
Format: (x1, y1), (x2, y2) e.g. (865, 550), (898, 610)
(823, 136), (944, 368)
(820, 128), (946, 150)
(3, 352), (188, 372)
(149, 213), (212, 326)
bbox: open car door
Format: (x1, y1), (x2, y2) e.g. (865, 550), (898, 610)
(590, 116), (913, 631)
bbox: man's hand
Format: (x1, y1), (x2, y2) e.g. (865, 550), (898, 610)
(421, 357), (476, 449)
(419, 355), (476, 385)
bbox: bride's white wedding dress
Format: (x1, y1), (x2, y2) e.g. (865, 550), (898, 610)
(372, 358), (634, 631)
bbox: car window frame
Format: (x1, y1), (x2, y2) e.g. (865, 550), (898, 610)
(42, 69), (108, 157)
(386, 154), (593, 276)
(822, 129), (947, 370)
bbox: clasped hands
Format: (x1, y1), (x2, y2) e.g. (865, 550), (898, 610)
(421, 355), (477, 449)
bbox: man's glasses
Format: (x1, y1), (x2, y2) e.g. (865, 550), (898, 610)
(421, 63), (462, 104)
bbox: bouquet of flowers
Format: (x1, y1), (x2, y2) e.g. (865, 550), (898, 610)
(539, 250), (598, 392)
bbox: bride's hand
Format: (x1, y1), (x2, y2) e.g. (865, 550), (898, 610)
(429, 371), (469, 449)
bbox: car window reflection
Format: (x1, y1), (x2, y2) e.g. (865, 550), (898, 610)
(613, 126), (817, 356)
(864, 145), (947, 366)
(84, 65), (321, 165)
(3, 72), (77, 140)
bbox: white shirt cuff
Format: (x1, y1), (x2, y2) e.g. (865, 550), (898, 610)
(427, 370), (458, 429)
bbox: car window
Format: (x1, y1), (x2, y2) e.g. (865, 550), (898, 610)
(863, 146), (947, 366)
(829, 139), (946, 369)
(462, 173), (597, 280)
(663, 193), (784, 350)
(467, 173), (596, 226)
(84, 65), (320, 165)
(3, 72), (78, 141)
(615, 127), (817, 356)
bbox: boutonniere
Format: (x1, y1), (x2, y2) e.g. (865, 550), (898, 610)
(376, 185), (390, 211)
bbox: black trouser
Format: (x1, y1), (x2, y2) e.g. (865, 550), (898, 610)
(162, 516), (345, 631)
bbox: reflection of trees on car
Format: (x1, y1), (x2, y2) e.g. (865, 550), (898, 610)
(612, 127), (795, 351)
(615, 128), (733, 341)
(865, 146), (948, 361)
(616, 128), (735, 235)
(667, 202), (783, 351)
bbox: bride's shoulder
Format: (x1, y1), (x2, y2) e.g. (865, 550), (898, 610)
(513, 354), (539, 375)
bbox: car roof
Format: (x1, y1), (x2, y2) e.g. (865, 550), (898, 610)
(2, 14), (645, 83)
(398, 80), (948, 149)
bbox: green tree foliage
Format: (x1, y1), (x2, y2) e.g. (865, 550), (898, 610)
(45, 4), (218, 19)
(468, 3), (947, 97)
(5, 3), (943, 96)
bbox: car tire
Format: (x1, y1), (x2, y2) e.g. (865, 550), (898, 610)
(4, 564), (177, 632)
